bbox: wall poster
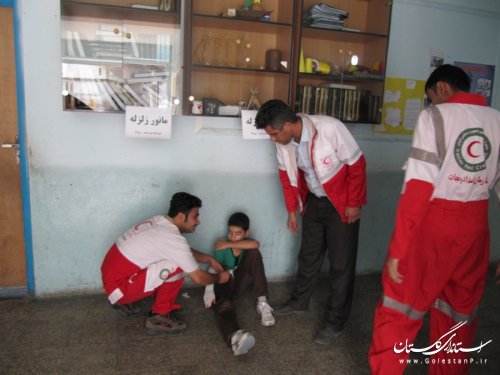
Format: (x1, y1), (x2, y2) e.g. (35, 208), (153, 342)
(455, 61), (495, 107)
(375, 77), (426, 135)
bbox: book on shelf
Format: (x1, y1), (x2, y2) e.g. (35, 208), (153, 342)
(132, 70), (169, 78)
(297, 84), (376, 122)
(102, 81), (126, 111)
(302, 3), (348, 30)
(131, 4), (159, 10)
(66, 30), (75, 57)
(128, 33), (140, 58)
(73, 31), (86, 58)
(124, 84), (149, 106)
(156, 34), (171, 63)
(95, 29), (123, 43)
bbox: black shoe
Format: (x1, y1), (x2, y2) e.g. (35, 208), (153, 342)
(273, 301), (308, 316)
(314, 323), (343, 345)
(112, 302), (142, 317)
(145, 311), (188, 335)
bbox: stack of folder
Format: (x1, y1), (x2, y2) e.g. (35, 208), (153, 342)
(302, 3), (348, 30)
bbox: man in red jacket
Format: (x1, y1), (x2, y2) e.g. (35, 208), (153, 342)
(255, 100), (367, 344)
(369, 65), (500, 374)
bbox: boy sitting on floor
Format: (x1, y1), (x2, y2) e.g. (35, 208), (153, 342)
(204, 212), (275, 355)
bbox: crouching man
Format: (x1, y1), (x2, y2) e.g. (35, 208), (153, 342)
(101, 192), (231, 335)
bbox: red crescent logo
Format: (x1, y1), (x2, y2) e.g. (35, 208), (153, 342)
(466, 141), (481, 158)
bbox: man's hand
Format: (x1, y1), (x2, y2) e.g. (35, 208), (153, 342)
(209, 258), (224, 273)
(217, 270), (231, 284)
(387, 257), (403, 284)
(287, 211), (299, 234)
(495, 262), (500, 285)
(344, 206), (361, 224)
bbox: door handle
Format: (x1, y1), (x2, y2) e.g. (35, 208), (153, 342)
(1, 143), (19, 149)
(1, 135), (20, 150)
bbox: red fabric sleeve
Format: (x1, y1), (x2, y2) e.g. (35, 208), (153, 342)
(388, 179), (434, 260)
(346, 155), (367, 207)
(279, 169), (299, 213)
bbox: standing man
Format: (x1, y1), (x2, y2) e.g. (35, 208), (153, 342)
(101, 192), (231, 335)
(255, 100), (367, 344)
(369, 64), (500, 374)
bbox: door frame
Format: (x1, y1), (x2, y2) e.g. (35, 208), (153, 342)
(1, 0), (34, 295)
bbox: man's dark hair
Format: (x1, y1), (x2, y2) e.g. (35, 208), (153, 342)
(228, 212), (250, 231)
(167, 192), (202, 219)
(255, 99), (299, 130)
(425, 64), (471, 93)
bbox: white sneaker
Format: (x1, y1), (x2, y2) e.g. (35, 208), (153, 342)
(231, 329), (255, 356)
(256, 301), (275, 327)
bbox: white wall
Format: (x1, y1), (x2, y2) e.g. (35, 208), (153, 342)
(19, 0), (500, 295)
(387, 0), (500, 109)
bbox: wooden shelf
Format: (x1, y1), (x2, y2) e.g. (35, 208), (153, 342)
(301, 26), (388, 44)
(192, 64), (290, 75)
(61, 1), (180, 23)
(192, 14), (292, 33)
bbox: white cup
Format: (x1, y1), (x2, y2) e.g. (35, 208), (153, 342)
(191, 100), (203, 115)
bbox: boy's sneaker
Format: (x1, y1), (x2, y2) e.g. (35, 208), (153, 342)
(256, 301), (275, 327)
(231, 329), (255, 356)
(144, 312), (187, 335)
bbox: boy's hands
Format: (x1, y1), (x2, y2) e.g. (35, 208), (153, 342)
(214, 239), (230, 251)
(217, 270), (231, 284)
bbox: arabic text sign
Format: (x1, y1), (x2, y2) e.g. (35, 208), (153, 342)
(241, 110), (269, 140)
(125, 106), (172, 139)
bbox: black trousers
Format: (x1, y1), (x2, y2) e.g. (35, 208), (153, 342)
(213, 249), (269, 345)
(291, 194), (359, 331)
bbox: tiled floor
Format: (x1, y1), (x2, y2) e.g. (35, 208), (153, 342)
(1, 267), (499, 374)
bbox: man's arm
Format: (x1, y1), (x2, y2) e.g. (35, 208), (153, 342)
(188, 268), (230, 286)
(214, 239), (260, 251)
(386, 110), (438, 283)
(191, 248), (224, 272)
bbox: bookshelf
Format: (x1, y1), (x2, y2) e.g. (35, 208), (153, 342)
(297, 0), (391, 123)
(182, 0), (297, 117)
(60, 0), (181, 113)
(183, 0), (392, 124)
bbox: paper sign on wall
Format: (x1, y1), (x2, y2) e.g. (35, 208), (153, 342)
(241, 110), (269, 140)
(376, 77), (426, 135)
(125, 106), (172, 139)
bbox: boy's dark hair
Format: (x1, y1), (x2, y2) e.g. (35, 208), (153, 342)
(228, 212), (250, 231)
(425, 64), (471, 93)
(167, 192), (202, 219)
(255, 99), (299, 130)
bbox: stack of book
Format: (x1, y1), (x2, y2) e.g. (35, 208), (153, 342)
(302, 3), (348, 30)
(295, 84), (381, 123)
